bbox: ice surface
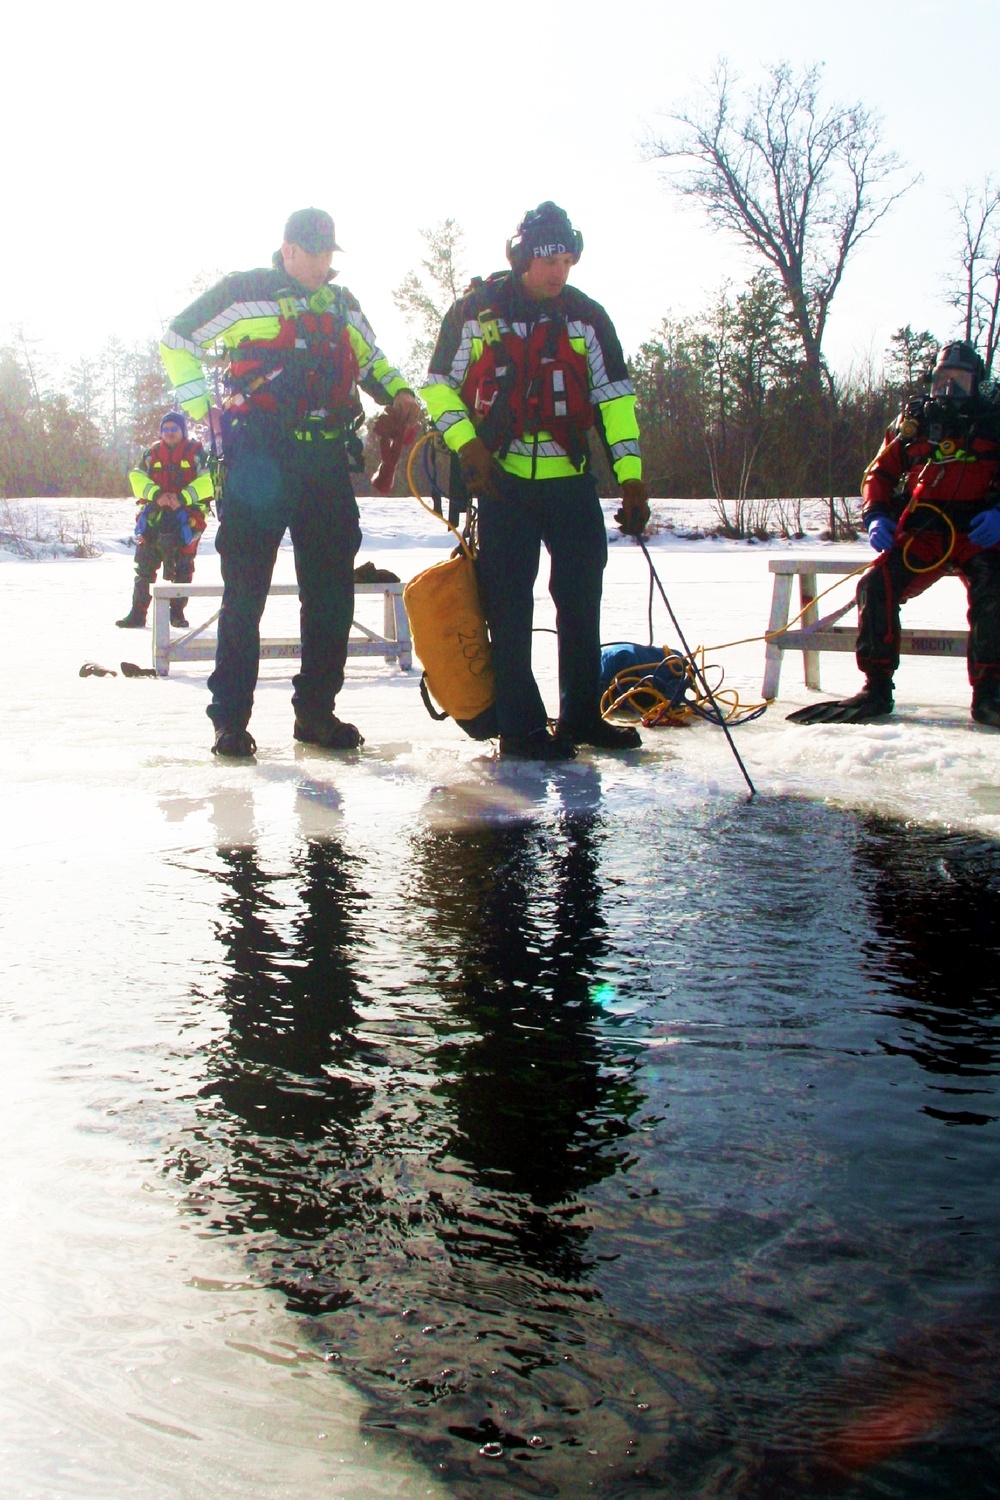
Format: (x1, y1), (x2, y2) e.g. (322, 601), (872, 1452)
(4, 494), (998, 838)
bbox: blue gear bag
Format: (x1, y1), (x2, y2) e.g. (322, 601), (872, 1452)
(599, 643), (690, 717)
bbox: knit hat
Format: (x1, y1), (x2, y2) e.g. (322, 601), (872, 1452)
(507, 202), (583, 273)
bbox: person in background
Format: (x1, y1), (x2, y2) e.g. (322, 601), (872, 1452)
(421, 201), (650, 761)
(160, 207), (419, 757)
(117, 411), (213, 630)
(788, 341), (1000, 727)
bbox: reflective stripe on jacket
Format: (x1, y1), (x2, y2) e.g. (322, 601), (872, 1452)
(421, 272), (641, 482)
(160, 258), (409, 429)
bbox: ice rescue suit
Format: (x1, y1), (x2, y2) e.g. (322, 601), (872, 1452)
(161, 256), (411, 732)
(126, 438), (214, 619)
(857, 396), (1000, 689)
(421, 272), (642, 738)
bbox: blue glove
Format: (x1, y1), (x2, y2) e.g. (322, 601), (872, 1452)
(867, 516), (897, 553)
(968, 506), (1000, 549)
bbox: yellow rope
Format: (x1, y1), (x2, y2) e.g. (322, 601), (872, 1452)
(703, 501), (960, 655)
(600, 650), (767, 728)
(405, 431), (477, 561)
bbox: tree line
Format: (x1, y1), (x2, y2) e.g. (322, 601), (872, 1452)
(0, 332), (171, 498)
(6, 60), (1000, 525)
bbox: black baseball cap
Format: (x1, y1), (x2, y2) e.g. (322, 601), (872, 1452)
(283, 207), (342, 254)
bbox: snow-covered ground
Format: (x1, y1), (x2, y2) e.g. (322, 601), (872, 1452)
(3, 494), (999, 839)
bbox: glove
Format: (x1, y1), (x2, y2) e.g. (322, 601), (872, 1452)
(371, 407), (419, 496)
(615, 479), (650, 537)
(458, 437), (502, 502)
(867, 515), (897, 553)
(968, 505), (1000, 549)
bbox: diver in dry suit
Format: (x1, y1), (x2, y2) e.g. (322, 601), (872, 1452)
(789, 341), (1000, 727)
(421, 202), (650, 761)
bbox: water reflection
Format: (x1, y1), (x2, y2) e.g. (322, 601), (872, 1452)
(857, 817), (1000, 1124)
(167, 792), (1000, 1497)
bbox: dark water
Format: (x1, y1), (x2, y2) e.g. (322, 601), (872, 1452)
(166, 793), (1000, 1498)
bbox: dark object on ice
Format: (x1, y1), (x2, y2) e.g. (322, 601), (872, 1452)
(293, 712), (364, 749)
(170, 601), (189, 628)
(116, 609), (147, 629)
(353, 560), (400, 584)
(212, 725), (257, 758)
(79, 661), (117, 678)
(787, 674), (895, 724)
(556, 718), (642, 751)
(971, 680), (1000, 726)
(120, 661), (158, 679)
(498, 728), (576, 762)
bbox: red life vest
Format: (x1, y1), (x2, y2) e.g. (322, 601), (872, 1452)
(226, 306), (361, 424)
(460, 296), (594, 461)
(146, 438), (203, 496)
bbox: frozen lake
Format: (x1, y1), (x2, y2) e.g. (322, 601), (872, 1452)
(1, 499), (998, 1497)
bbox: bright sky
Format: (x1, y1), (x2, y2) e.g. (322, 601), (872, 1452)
(6, 0), (997, 387)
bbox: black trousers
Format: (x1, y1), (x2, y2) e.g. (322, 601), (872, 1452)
(208, 429), (361, 730)
(477, 471), (608, 737)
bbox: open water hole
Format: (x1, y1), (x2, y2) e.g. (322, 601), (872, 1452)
(2, 766), (998, 1498)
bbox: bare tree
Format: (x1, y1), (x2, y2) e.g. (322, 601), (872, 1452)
(647, 61), (913, 393)
(948, 180), (1000, 377)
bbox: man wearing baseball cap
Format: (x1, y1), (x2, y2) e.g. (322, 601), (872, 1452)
(160, 207), (419, 757)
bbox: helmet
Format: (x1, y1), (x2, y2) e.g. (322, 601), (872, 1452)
(506, 201), (583, 275)
(931, 341), (985, 401)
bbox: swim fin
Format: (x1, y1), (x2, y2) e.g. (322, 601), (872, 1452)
(787, 679), (894, 725)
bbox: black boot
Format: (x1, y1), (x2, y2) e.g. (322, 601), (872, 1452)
(116, 608), (147, 629)
(557, 718), (642, 751)
(170, 600), (189, 628)
(972, 681), (1000, 727)
(293, 712), (364, 749)
(787, 674), (894, 725)
(212, 725), (257, 758)
(498, 727), (576, 761)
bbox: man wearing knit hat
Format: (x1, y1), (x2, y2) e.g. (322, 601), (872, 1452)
(117, 410), (214, 630)
(160, 207), (419, 757)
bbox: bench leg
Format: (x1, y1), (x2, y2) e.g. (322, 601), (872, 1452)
(800, 573), (821, 690)
(762, 573), (793, 699)
(152, 594), (171, 676)
(393, 591), (412, 671)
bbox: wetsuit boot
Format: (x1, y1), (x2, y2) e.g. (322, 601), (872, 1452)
(971, 680), (1000, 727)
(786, 672), (894, 725)
(116, 608), (148, 629)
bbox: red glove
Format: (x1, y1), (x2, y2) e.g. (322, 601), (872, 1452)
(371, 408), (419, 497)
(615, 479), (650, 537)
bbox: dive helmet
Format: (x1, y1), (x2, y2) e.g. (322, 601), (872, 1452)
(931, 340), (985, 401)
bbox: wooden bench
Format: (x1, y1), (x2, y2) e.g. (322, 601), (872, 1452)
(150, 581), (412, 678)
(762, 557), (969, 699)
